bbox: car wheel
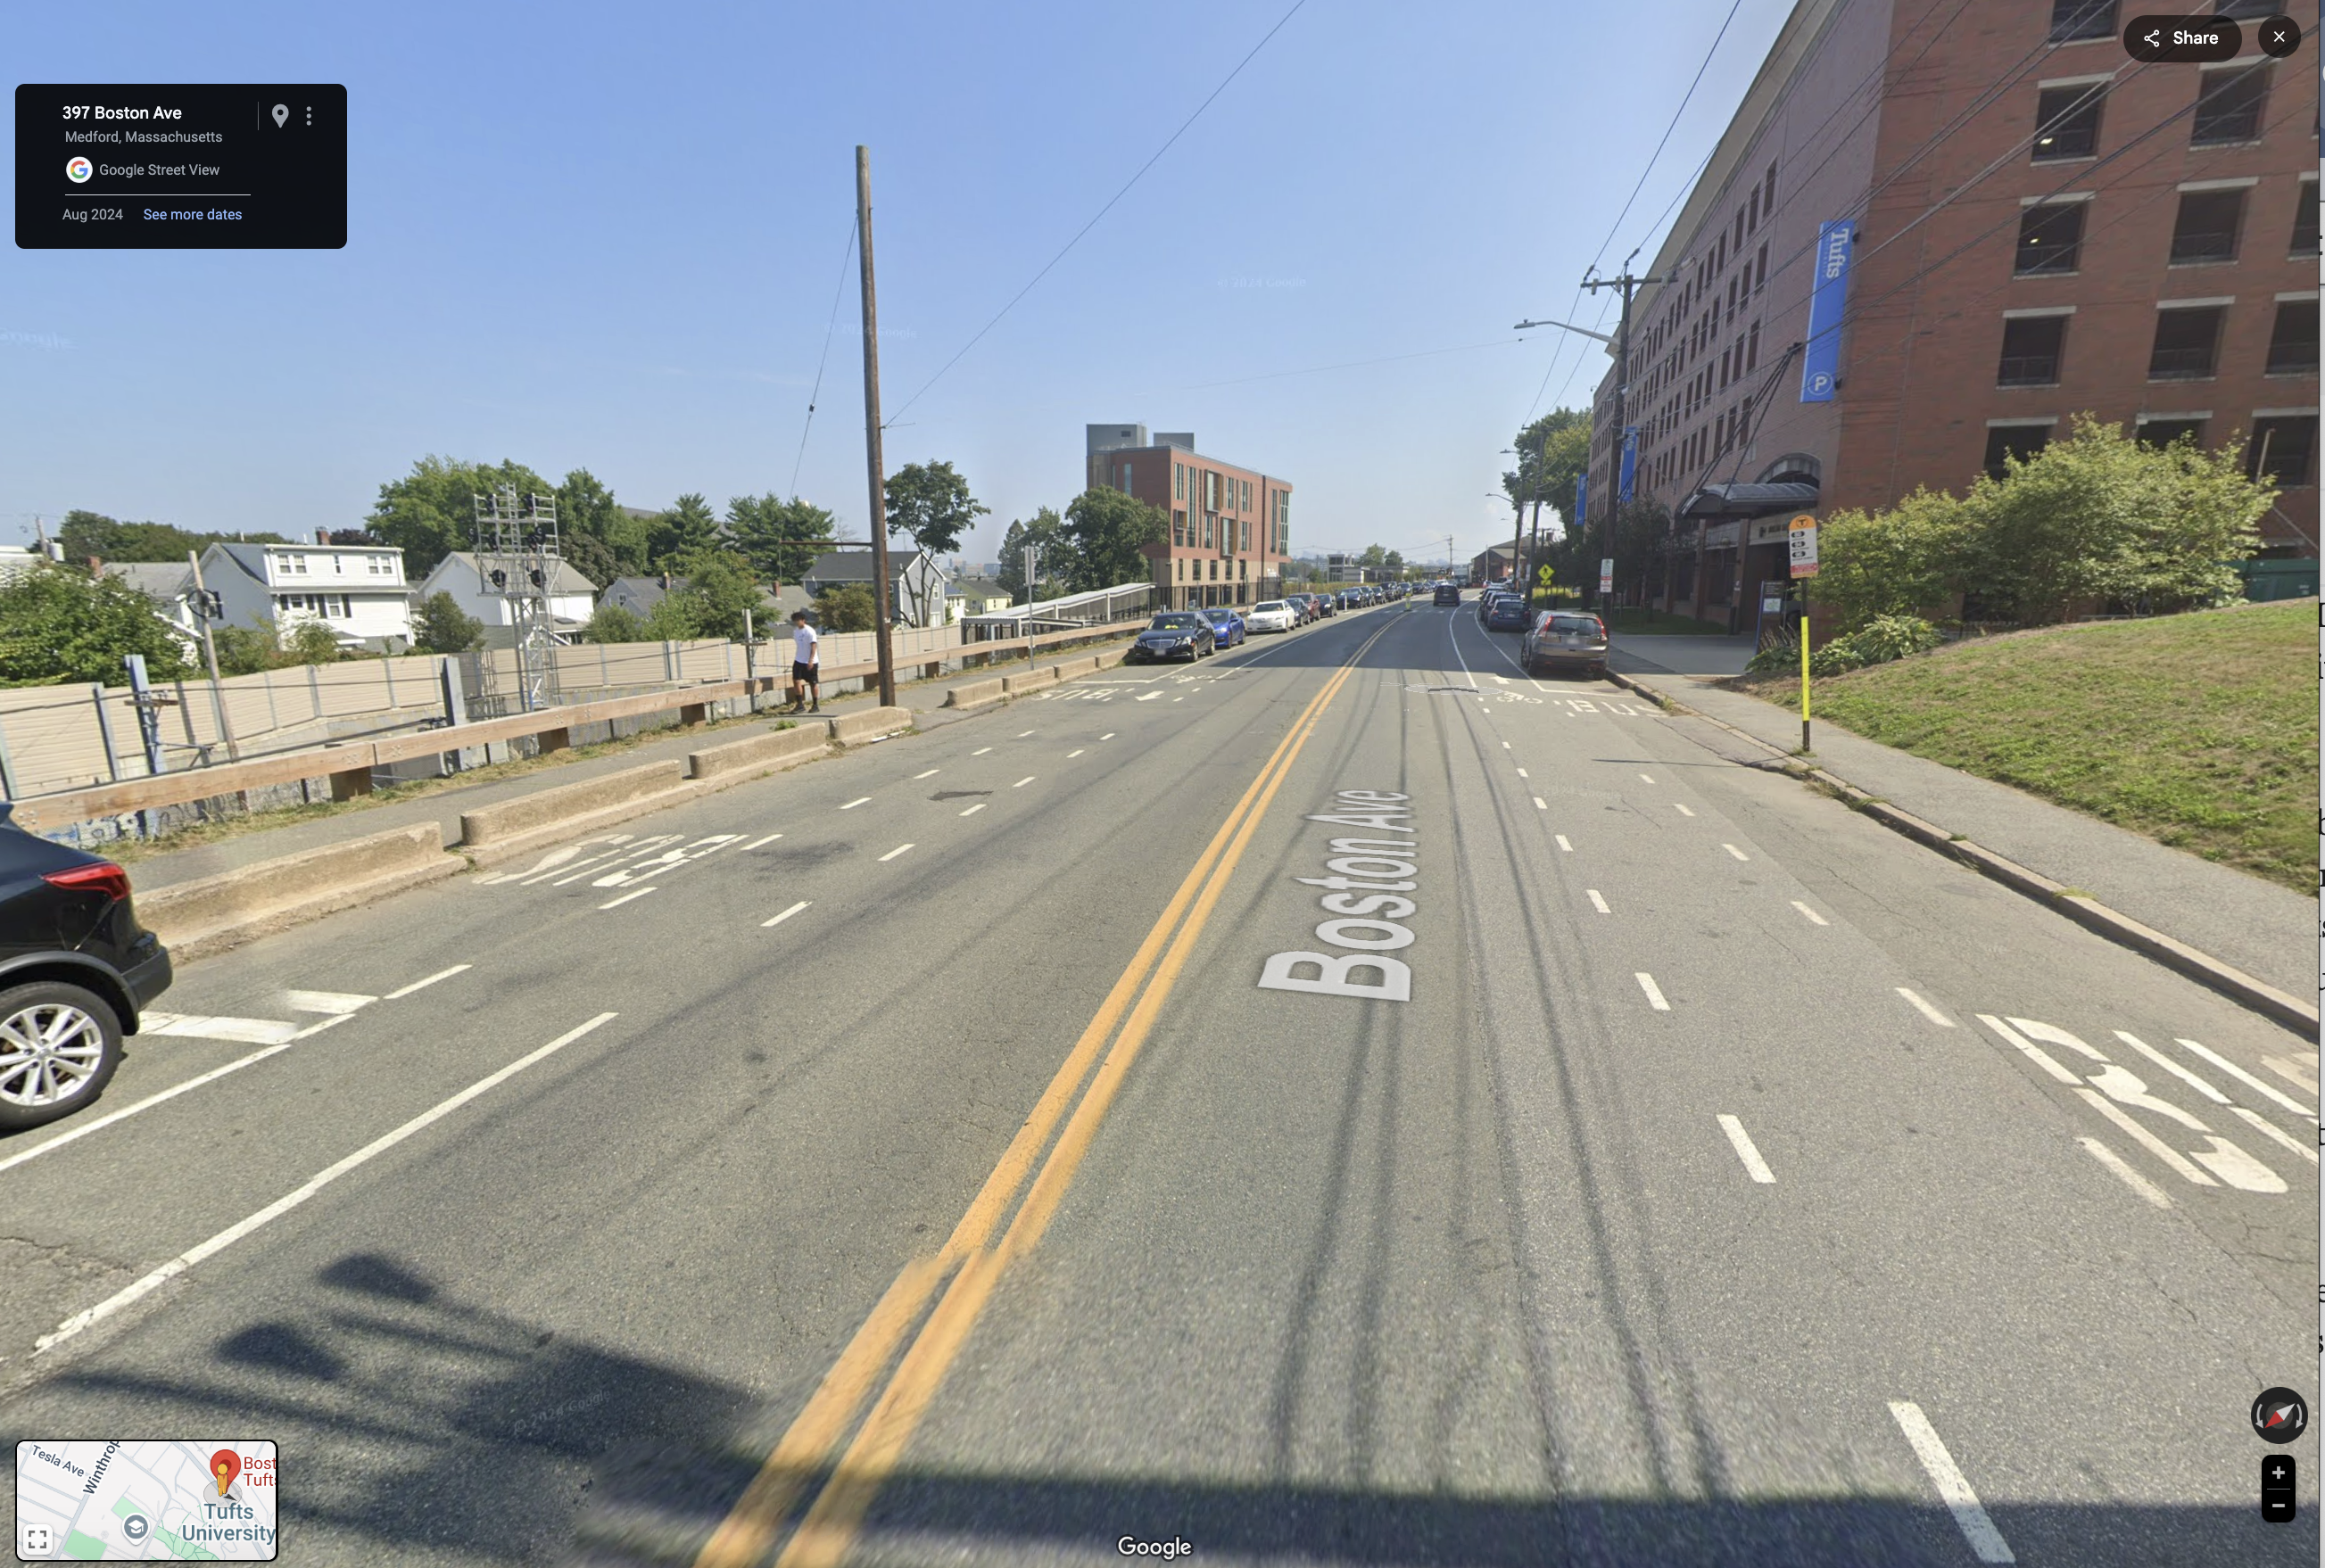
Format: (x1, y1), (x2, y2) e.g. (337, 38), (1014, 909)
(0, 980), (123, 1131)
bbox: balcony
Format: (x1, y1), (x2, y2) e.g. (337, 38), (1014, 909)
(1997, 356), (2062, 387)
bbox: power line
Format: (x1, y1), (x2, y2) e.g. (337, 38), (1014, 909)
(887, 0), (1309, 425)
(1523, 0), (1749, 425)
(790, 218), (859, 497)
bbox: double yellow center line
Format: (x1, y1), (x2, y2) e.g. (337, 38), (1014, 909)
(694, 622), (1394, 1568)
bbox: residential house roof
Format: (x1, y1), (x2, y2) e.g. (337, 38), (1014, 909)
(101, 561), (194, 602)
(424, 550), (600, 596)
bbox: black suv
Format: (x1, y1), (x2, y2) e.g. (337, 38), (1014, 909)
(0, 805), (171, 1130)
(1433, 583), (1460, 607)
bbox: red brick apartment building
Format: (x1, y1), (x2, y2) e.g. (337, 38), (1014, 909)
(1085, 424), (1293, 607)
(1584, 0), (2319, 633)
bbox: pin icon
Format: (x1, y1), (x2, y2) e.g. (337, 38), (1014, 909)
(271, 103), (288, 128)
(211, 1449), (240, 1495)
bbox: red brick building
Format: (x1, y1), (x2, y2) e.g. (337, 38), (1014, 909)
(1586, 0), (2319, 633)
(1086, 424), (1293, 608)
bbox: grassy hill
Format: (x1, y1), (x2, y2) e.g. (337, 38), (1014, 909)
(1736, 600), (2316, 891)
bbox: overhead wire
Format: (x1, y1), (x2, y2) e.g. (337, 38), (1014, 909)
(886, 0), (1309, 425)
(789, 218), (860, 498)
(1520, 0), (1750, 425)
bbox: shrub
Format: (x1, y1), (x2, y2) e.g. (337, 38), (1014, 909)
(1810, 614), (1943, 676)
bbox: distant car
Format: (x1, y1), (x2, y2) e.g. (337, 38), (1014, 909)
(1521, 608), (1610, 677)
(1434, 582), (1460, 607)
(1339, 590), (1361, 611)
(1485, 596), (1532, 632)
(1127, 611), (1216, 663)
(1290, 592), (1322, 623)
(0, 805), (172, 1130)
(1201, 607), (1246, 648)
(1245, 599), (1297, 634)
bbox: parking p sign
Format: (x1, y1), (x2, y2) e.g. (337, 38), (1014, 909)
(1787, 514), (1819, 578)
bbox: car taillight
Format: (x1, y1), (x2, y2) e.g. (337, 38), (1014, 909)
(43, 861), (131, 903)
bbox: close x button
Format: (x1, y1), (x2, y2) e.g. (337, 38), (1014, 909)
(2257, 14), (2303, 58)
(2123, 14), (2246, 61)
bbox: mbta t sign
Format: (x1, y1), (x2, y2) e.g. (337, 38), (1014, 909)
(1787, 514), (1820, 578)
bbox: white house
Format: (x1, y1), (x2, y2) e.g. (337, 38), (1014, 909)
(418, 551), (599, 644)
(801, 548), (949, 628)
(200, 540), (415, 652)
(99, 561), (204, 653)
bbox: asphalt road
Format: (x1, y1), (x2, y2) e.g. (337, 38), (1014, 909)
(1, 599), (2313, 1567)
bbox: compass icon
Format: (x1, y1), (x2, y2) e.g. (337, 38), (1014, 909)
(2253, 1387), (2308, 1443)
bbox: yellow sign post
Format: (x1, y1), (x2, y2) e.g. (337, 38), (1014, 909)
(1787, 514), (1818, 753)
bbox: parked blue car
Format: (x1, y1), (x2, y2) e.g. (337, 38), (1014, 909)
(1201, 607), (1246, 648)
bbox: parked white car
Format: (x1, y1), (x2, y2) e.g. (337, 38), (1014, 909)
(1245, 600), (1297, 634)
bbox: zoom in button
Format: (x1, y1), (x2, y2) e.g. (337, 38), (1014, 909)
(2125, 14), (2246, 61)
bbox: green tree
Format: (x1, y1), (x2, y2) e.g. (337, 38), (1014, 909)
(370, 456), (554, 577)
(1357, 544), (1387, 569)
(413, 590), (485, 654)
(0, 564), (194, 687)
(556, 467), (649, 589)
(580, 603), (646, 644)
(997, 507), (1067, 601)
(1810, 488), (1976, 630)
(666, 548), (764, 641)
(883, 460), (989, 557)
(57, 509), (287, 564)
(815, 582), (877, 631)
(1060, 488), (1167, 593)
(280, 619), (346, 666)
(209, 623), (277, 677)
(727, 493), (837, 584)
(1383, 549), (1405, 576)
(649, 493), (722, 565)
(1965, 415), (2263, 623)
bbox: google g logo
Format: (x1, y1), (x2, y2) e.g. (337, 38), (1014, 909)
(66, 156), (92, 183)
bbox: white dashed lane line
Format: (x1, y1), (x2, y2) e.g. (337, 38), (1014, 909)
(1673, 803), (1695, 817)
(960, 804), (987, 817)
(840, 797), (871, 810)
(1554, 835), (1573, 852)
(1586, 889), (1610, 914)
(879, 844), (914, 862)
(762, 900), (810, 928)
(1100, 732), (1115, 739)
(1067, 748), (1085, 758)
(1018, 730), (1036, 738)
(1717, 1115), (1776, 1184)
(1014, 777), (1036, 788)
(382, 964), (472, 1001)
(1533, 797), (1547, 811)
(1635, 973), (1671, 1011)
(914, 769), (939, 780)
(1722, 843), (1750, 862)
(1896, 988), (1956, 1027)
(1639, 773), (1655, 784)
(1791, 900), (1829, 926)
(599, 887), (658, 910)
(1516, 768), (1529, 778)
(972, 747), (994, 755)
(741, 832), (784, 852)
(1888, 1402), (2016, 1564)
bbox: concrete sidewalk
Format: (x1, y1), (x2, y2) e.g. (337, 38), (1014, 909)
(1609, 649), (2314, 1003)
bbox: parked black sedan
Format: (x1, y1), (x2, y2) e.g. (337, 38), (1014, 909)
(1125, 611), (1217, 663)
(0, 805), (172, 1130)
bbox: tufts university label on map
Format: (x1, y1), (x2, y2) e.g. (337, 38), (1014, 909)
(16, 1441), (277, 1560)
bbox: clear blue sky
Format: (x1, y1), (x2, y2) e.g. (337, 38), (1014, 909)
(4, 0), (1789, 569)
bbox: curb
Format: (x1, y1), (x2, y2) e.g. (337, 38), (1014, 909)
(1608, 667), (2319, 1038)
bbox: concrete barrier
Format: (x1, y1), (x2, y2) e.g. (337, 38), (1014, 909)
(459, 759), (696, 866)
(1094, 648), (1129, 671)
(1003, 666), (1060, 695)
(688, 723), (830, 781)
(943, 677), (1007, 710)
(137, 822), (466, 961)
(828, 706), (913, 746)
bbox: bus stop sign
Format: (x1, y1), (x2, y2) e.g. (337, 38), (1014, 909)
(1787, 514), (1819, 578)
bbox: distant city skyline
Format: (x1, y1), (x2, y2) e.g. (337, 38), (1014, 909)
(4, 0), (1789, 566)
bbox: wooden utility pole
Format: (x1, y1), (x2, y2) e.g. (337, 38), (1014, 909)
(856, 145), (898, 709)
(1582, 260), (1662, 612)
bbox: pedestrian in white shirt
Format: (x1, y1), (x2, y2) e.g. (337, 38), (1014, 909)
(788, 611), (820, 714)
